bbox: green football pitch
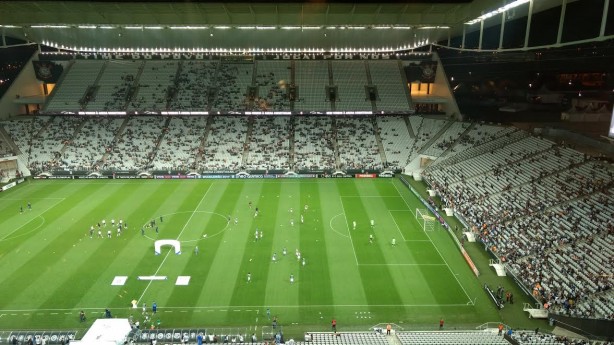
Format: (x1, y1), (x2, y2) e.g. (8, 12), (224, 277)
(0, 178), (501, 333)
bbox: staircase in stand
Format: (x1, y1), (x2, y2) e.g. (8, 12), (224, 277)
(288, 116), (296, 170)
(241, 117), (255, 168)
(97, 116), (131, 167)
(59, 118), (88, 155)
(194, 115), (214, 170)
(404, 115), (416, 138)
(372, 116), (388, 166)
(331, 117), (340, 169)
(145, 117), (172, 171)
(416, 120), (454, 155)
(43, 60), (75, 110)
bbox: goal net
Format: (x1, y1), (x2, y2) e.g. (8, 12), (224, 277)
(416, 209), (436, 231)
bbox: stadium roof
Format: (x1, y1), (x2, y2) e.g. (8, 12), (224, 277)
(0, 0), (569, 52)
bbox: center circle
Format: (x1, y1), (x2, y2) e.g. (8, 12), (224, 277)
(142, 211), (230, 243)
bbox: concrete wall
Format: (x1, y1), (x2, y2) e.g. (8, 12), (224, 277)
(0, 51), (44, 120)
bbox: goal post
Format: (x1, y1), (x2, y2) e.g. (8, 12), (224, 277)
(416, 208), (436, 231)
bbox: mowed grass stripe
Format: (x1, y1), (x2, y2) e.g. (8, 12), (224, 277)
(192, 181), (250, 309)
(298, 181), (334, 321)
(0, 182), (113, 309)
(0, 182), (68, 240)
(320, 181), (368, 308)
(34, 184), (176, 308)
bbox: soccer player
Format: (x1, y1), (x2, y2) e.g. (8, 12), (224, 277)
(107, 229), (112, 238)
(152, 302), (157, 314)
(297, 251), (301, 262)
(111, 219), (115, 227)
(27, 202), (31, 211)
(117, 226), (121, 237)
(272, 253), (277, 263)
(371, 219), (375, 228)
(247, 272), (252, 283)
(160, 216), (163, 223)
(119, 219), (123, 227)
(304, 204), (308, 212)
(290, 219), (294, 227)
(254, 230), (259, 242)
(301, 215), (304, 224)
(289, 207), (293, 214)
(353, 221), (357, 230)
(141, 227), (145, 236)
(369, 234), (374, 244)
(19, 206), (23, 214)
(259, 231), (263, 240)
(155, 226), (159, 234)
(290, 274), (294, 284)
(282, 247), (287, 256)
(392, 238), (396, 246)
(89, 226), (94, 238)
(194, 246), (199, 255)
(249, 201), (252, 209)
(234, 217), (238, 225)
(102, 219), (106, 227)
(142, 303), (147, 314)
(98, 229), (103, 238)
(302, 257), (306, 267)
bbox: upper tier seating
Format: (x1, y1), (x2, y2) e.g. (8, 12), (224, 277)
(46, 61), (104, 112)
(86, 61), (141, 111)
(210, 63), (253, 112)
(128, 61), (178, 112)
(294, 61), (330, 112)
(368, 60), (410, 112)
(170, 61), (218, 111)
(332, 61), (371, 111)
(254, 61), (291, 111)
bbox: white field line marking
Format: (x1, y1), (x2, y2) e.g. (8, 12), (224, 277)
(338, 197), (359, 265)
(0, 198), (65, 201)
(388, 210), (407, 241)
(0, 198), (65, 241)
(357, 263), (447, 266)
(340, 196), (404, 198)
(328, 213), (350, 238)
(391, 179), (474, 304)
(137, 184), (213, 304)
(0, 303), (473, 313)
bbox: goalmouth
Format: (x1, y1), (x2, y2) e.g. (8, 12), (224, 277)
(416, 209), (436, 231)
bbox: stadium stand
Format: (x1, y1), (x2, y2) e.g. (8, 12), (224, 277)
(62, 117), (123, 171)
(254, 61), (291, 111)
(199, 116), (248, 171)
(293, 116), (336, 171)
(45, 61), (105, 112)
(104, 116), (167, 171)
(332, 61), (371, 111)
(86, 60), (141, 111)
(368, 60), (410, 112)
(376, 115), (415, 170)
(211, 63), (253, 112)
(397, 330), (509, 344)
(245, 116), (291, 170)
(152, 116), (207, 171)
(294, 61), (330, 112)
(127, 61), (178, 112)
(336, 117), (382, 170)
(301, 331), (389, 345)
(424, 131), (614, 320)
(170, 61), (218, 111)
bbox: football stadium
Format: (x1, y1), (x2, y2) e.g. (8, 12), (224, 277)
(0, 0), (613, 344)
